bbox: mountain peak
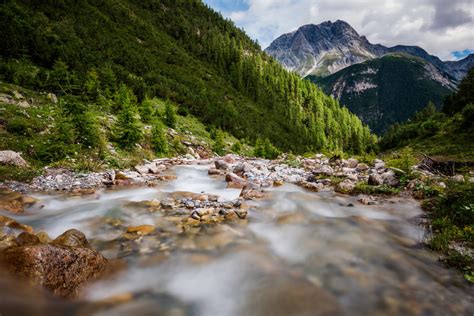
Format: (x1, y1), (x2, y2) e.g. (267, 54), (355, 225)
(265, 20), (470, 80)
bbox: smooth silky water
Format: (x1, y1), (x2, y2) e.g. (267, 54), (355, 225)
(1, 165), (473, 315)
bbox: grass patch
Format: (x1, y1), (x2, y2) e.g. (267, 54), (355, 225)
(0, 165), (40, 182)
(353, 183), (400, 195)
(423, 181), (474, 280)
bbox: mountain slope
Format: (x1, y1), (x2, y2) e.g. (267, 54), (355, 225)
(0, 1), (376, 155)
(308, 54), (453, 134)
(265, 20), (473, 81)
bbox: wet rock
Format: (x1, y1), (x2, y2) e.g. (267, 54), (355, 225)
(358, 197), (377, 205)
(0, 150), (29, 168)
(0, 215), (33, 233)
(335, 179), (355, 194)
(36, 232), (51, 243)
(16, 232), (41, 246)
(208, 168), (221, 175)
(223, 154), (237, 164)
(240, 188), (264, 200)
(234, 209), (248, 219)
(368, 174), (384, 186)
(356, 163), (369, 172)
(215, 160), (229, 170)
(225, 173), (248, 189)
(1, 235), (108, 298)
(191, 211), (201, 220)
(52, 229), (89, 247)
(161, 198), (176, 209)
(299, 181), (323, 192)
(126, 225), (156, 236)
(273, 180), (284, 186)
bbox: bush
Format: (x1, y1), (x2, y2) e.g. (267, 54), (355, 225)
(139, 98), (156, 124)
(151, 121), (168, 155)
(164, 103), (177, 128)
(213, 129), (226, 156)
(386, 147), (417, 176)
(231, 141), (242, 154)
(254, 138), (280, 159)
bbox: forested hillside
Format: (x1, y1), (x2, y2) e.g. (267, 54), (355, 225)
(309, 54), (454, 134)
(0, 0), (376, 157)
(381, 68), (474, 161)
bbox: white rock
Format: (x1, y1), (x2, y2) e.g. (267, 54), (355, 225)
(0, 150), (29, 168)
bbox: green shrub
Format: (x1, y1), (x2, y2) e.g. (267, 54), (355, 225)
(461, 104), (474, 129)
(254, 138), (280, 159)
(164, 103), (177, 128)
(231, 141), (242, 154)
(139, 98), (156, 124)
(213, 129), (226, 156)
(386, 147), (418, 176)
(151, 121), (168, 155)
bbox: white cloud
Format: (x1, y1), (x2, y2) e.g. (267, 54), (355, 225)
(216, 0), (474, 60)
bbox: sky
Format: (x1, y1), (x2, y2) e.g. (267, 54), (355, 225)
(203, 0), (474, 61)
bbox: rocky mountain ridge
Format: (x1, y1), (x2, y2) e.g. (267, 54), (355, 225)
(265, 20), (473, 81)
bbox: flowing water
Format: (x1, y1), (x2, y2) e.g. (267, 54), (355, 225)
(1, 164), (473, 315)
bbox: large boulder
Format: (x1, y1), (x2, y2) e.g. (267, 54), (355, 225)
(0, 150), (29, 168)
(215, 160), (229, 170)
(344, 158), (359, 168)
(1, 229), (108, 298)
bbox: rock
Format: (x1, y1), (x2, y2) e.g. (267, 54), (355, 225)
(215, 160), (229, 170)
(0, 215), (33, 233)
(345, 174), (358, 182)
(452, 175), (465, 182)
(312, 165), (334, 176)
(52, 229), (89, 247)
(191, 211), (201, 220)
(356, 163), (369, 172)
(234, 209), (248, 219)
(374, 161), (385, 170)
(381, 170), (399, 186)
(335, 179), (355, 194)
(1, 236), (108, 298)
(161, 198), (176, 209)
(0, 189), (25, 214)
(126, 225), (156, 235)
(345, 158), (359, 168)
(358, 197), (377, 205)
(368, 174), (384, 186)
(16, 232), (40, 246)
(273, 180), (284, 186)
(36, 232), (51, 243)
(299, 181), (323, 192)
(223, 154), (236, 164)
(240, 188), (264, 200)
(134, 165), (150, 175)
(225, 173), (247, 189)
(208, 168), (221, 175)
(0, 150), (29, 168)
(47, 93), (58, 104)
(233, 162), (253, 175)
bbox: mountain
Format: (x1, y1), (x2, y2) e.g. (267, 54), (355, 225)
(265, 20), (473, 81)
(0, 0), (376, 161)
(308, 54), (454, 134)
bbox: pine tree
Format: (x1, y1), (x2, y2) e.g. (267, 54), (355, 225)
(151, 120), (168, 154)
(139, 98), (155, 124)
(114, 85), (143, 149)
(164, 102), (177, 128)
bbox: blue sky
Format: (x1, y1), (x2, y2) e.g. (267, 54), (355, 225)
(203, 0), (248, 12)
(451, 49), (474, 60)
(202, 0), (473, 61)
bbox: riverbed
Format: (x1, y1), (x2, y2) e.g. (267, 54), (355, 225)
(1, 164), (473, 315)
